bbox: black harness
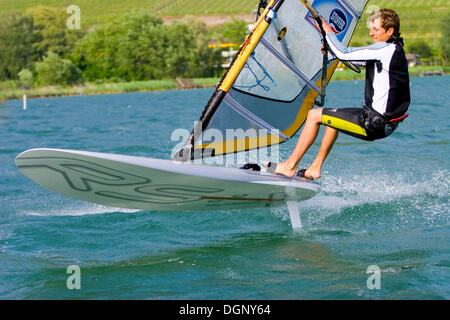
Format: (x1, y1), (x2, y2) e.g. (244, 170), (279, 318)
(361, 105), (409, 139)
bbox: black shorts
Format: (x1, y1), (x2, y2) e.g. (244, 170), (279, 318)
(321, 107), (397, 141)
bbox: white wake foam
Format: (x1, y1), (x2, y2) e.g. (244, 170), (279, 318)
(23, 202), (140, 217)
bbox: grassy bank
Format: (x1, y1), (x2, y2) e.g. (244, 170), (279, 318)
(0, 77), (222, 101)
(1, 66), (448, 101)
(0, 79), (178, 101)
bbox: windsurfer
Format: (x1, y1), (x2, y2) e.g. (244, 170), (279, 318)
(268, 9), (410, 179)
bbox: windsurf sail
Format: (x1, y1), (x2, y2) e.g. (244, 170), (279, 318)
(173, 0), (369, 161)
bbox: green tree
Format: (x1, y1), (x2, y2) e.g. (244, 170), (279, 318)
(220, 18), (249, 45)
(72, 10), (215, 81)
(117, 11), (168, 80)
(187, 18), (223, 77)
(18, 68), (34, 87)
(408, 41), (432, 58)
(35, 51), (82, 85)
(0, 13), (42, 80)
(71, 10), (226, 81)
(27, 6), (84, 58)
(70, 20), (124, 81)
(441, 10), (450, 64)
(164, 22), (198, 78)
(71, 10), (166, 81)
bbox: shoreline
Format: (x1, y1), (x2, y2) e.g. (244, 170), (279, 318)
(1, 67), (448, 101)
(0, 78), (219, 101)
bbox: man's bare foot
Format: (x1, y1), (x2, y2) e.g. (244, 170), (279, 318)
(265, 162), (322, 179)
(265, 162), (297, 178)
(304, 167), (321, 179)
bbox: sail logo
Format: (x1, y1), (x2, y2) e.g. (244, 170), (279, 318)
(329, 9), (347, 33)
(304, 0), (354, 41)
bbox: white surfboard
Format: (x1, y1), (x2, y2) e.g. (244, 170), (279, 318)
(15, 148), (319, 212)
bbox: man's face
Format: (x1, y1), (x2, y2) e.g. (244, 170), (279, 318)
(369, 18), (394, 43)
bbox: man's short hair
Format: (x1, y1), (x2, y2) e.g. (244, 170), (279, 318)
(370, 8), (401, 37)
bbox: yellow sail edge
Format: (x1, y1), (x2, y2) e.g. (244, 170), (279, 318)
(218, 0), (277, 92)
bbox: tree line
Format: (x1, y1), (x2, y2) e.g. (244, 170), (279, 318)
(1, 6), (449, 88)
(0, 6), (249, 87)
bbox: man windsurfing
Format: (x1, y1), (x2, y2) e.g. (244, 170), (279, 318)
(267, 8), (410, 179)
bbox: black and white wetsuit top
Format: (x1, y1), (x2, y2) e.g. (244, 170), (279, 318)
(326, 33), (410, 119)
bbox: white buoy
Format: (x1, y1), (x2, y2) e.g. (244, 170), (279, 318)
(23, 94), (27, 110)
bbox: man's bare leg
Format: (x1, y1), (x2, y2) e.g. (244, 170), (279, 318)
(267, 108), (323, 177)
(304, 126), (339, 179)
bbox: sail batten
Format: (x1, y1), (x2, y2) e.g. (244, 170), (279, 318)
(223, 94), (290, 141)
(259, 37), (322, 94)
